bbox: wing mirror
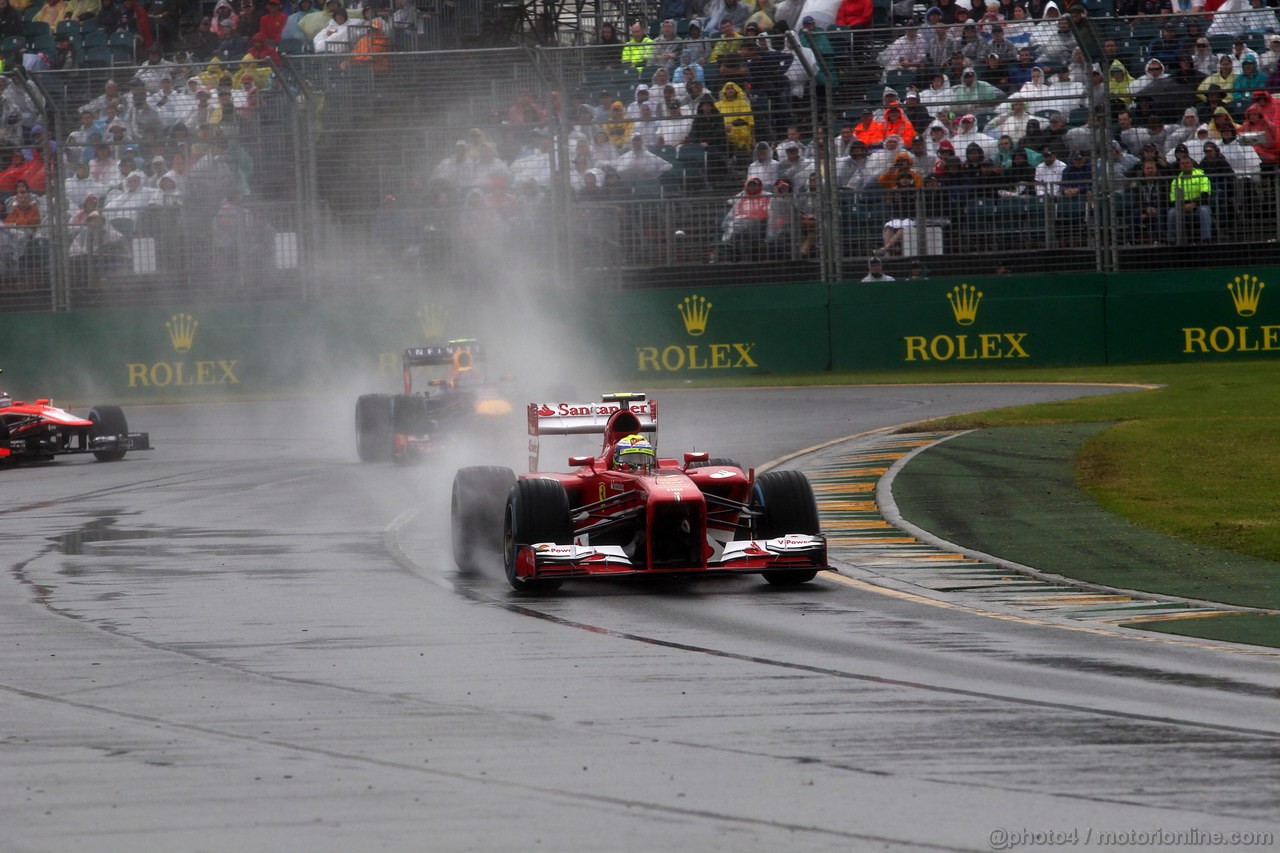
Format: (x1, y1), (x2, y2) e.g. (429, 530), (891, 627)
(569, 455), (595, 470)
(683, 451), (709, 468)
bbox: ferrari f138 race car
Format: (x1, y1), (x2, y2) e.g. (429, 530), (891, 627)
(450, 393), (828, 592)
(354, 339), (513, 464)
(0, 376), (150, 466)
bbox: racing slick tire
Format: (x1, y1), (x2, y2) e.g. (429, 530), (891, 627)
(355, 394), (393, 462)
(451, 466), (516, 573)
(752, 470), (821, 587)
(503, 478), (571, 593)
(88, 405), (129, 462)
(390, 394), (435, 465)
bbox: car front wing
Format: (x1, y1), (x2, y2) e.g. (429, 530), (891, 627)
(512, 534), (828, 581)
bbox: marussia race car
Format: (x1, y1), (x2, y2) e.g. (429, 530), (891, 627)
(450, 393), (828, 592)
(354, 339), (513, 464)
(0, 380), (151, 466)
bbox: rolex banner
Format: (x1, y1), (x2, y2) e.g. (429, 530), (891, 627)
(1106, 270), (1280, 363)
(599, 284), (831, 377)
(831, 274), (1108, 370)
(0, 298), (483, 402)
(0, 268), (1278, 402)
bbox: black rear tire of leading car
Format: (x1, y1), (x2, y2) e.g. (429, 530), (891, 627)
(355, 394), (393, 462)
(503, 478), (571, 593)
(390, 395), (432, 464)
(88, 404), (129, 462)
(752, 469), (821, 586)
(451, 465), (516, 573)
(391, 394), (431, 435)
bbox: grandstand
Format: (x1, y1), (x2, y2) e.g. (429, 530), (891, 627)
(0, 3), (1279, 312)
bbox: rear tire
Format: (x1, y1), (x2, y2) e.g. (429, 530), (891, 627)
(390, 394), (433, 465)
(451, 466), (516, 573)
(503, 478), (571, 593)
(355, 394), (392, 462)
(753, 470), (821, 586)
(88, 404), (129, 462)
(391, 394), (432, 435)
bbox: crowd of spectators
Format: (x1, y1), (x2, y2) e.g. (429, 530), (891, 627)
(5, 0), (1280, 287)
(412, 1), (1280, 269)
(0, 0), (377, 285)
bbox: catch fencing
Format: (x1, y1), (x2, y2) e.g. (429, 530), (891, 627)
(3, 11), (1280, 314)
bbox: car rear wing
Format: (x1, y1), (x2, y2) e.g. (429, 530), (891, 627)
(402, 340), (482, 368)
(527, 394), (657, 470)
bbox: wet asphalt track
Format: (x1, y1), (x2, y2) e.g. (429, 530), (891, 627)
(2, 387), (1278, 852)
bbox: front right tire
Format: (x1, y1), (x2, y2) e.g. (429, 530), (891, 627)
(503, 478), (571, 593)
(88, 404), (129, 462)
(451, 465), (516, 573)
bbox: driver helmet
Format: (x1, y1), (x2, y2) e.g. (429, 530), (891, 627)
(613, 434), (655, 471)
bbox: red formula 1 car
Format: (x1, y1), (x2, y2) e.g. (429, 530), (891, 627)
(450, 393), (828, 592)
(354, 340), (513, 464)
(0, 383), (151, 466)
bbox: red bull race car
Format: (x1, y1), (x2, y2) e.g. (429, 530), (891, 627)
(0, 376), (150, 466)
(450, 393), (828, 592)
(354, 339), (513, 464)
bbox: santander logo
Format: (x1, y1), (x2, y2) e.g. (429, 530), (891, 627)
(537, 402), (651, 417)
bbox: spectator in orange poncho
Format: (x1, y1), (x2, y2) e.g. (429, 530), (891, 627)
(877, 152), (923, 190)
(0, 150), (27, 194)
(849, 110), (886, 148)
(4, 180), (41, 227)
(875, 102), (916, 149)
(341, 18), (392, 73)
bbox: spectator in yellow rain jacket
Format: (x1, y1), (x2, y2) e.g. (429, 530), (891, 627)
(715, 82), (753, 154)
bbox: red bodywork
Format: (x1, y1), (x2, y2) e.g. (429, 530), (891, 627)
(0, 396), (150, 464)
(512, 396), (827, 582)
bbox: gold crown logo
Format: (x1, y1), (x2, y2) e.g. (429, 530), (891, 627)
(678, 295), (712, 336)
(1227, 275), (1264, 317)
(418, 304), (448, 342)
(165, 313), (198, 353)
(947, 284), (983, 326)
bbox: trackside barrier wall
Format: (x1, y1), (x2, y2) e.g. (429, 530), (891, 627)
(1, 266), (1278, 401)
(830, 274), (1108, 370)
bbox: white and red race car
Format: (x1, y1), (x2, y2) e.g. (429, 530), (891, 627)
(0, 382), (150, 466)
(450, 393), (828, 592)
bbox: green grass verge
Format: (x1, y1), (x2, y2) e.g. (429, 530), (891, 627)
(1123, 614), (1280, 646)
(893, 425), (1280, 607)
(652, 360), (1280, 643)
(897, 361), (1280, 564)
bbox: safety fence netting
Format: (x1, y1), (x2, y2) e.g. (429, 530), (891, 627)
(2, 9), (1280, 312)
